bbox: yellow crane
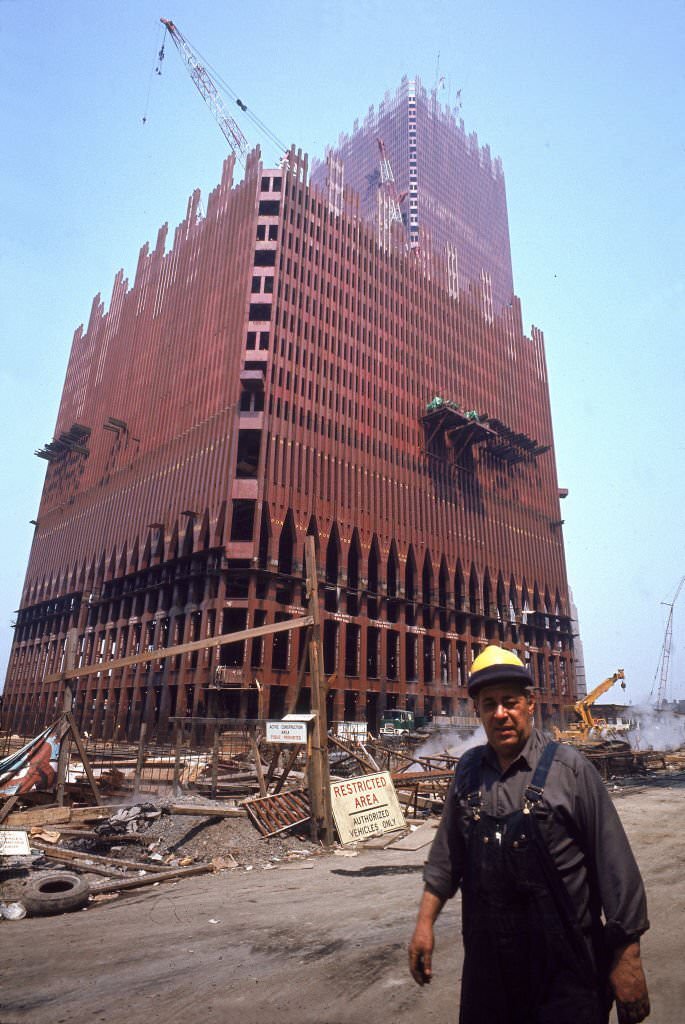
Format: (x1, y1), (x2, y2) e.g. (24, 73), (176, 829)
(553, 670), (626, 743)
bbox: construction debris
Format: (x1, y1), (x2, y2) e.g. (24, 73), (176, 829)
(3, 709), (685, 919)
(243, 789), (311, 838)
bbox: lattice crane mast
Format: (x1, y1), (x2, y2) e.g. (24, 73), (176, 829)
(160, 18), (248, 162)
(652, 575), (685, 708)
(376, 137), (405, 225)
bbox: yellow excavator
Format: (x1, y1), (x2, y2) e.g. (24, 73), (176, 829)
(553, 670), (627, 744)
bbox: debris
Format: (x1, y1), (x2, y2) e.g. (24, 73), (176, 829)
(33, 843), (170, 874)
(243, 788), (311, 838)
(29, 828), (61, 844)
(89, 862), (214, 895)
(162, 803), (246, 818)
(210, 855), (236, 871)
(21, 871), (90, 917)
(0, 901), (27, 920)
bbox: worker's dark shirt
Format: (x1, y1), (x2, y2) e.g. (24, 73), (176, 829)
(424, 728), (649, 948)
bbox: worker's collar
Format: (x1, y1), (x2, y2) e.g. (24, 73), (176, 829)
(482, 727), (543, 776)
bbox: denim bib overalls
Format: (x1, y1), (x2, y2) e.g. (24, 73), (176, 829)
(456, 742), (611, 1024)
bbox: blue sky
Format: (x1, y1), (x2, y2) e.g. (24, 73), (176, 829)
(1, 0), (683, 704)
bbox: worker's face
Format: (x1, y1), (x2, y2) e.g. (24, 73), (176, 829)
(475, 682), (535, 765)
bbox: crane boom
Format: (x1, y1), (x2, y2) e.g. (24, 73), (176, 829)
(160, 19), (248, 161)
(376, 138), (404, 224)
(574, 670), (625, 729)
(553, 669), (627, 743)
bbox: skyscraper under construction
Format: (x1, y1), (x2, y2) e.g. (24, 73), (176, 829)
(3, 81), (574, 739)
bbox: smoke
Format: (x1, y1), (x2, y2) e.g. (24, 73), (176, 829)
(414, 725), (486, 760)
(628, 706), (685, 752)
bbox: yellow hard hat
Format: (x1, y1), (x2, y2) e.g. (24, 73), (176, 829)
(468, 645), (532, 697)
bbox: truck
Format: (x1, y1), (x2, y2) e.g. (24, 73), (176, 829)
(378, 709), (431, 737)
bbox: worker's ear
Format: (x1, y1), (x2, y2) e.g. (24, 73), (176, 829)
(526, 689), (536, 715)
(472, 697), (480, 718)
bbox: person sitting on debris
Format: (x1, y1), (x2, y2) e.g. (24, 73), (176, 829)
(408, 645), (650, 1024)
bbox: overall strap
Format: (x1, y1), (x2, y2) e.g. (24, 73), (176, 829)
(524, 740), (559, 811)
(455, 745), (486, 814)
(523, 743), (599, 977)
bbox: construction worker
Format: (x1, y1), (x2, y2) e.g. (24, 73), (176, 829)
(408, 645), (650, 1024)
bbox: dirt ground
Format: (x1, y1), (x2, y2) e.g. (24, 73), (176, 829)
(1, 778), (683, 1024)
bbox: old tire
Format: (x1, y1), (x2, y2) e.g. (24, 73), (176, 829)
(22, 871), (90, 917)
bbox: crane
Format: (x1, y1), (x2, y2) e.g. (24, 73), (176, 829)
(160, 18), (248, 162)
(651, 576), (685, 708)
(553, 670), (626, 743)
(376, 138), (404, 226)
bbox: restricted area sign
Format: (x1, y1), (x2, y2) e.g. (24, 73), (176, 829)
(330, 771), (407, 844)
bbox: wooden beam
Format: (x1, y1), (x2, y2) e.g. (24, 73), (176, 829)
(89, 862), (213, 894)
(43, 614), (314, 685)
(65, 711), (102, 806)
(0, 793), (20, 824)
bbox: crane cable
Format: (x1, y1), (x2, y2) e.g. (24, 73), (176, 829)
(153, 22), (288, 161)
(142, 23), (167, 126)
(193, 46), (288, 159)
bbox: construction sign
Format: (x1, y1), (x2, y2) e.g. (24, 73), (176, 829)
(330, 772), (406, 844)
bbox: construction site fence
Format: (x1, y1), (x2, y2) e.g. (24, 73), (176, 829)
(0, 716), (308, 797)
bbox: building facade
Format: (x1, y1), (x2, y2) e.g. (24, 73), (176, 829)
(3, 122), (574, 739)
(311, 76), (514, 314)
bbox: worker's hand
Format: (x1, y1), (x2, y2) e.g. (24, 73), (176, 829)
(610, 942), (650, 1023)
(409, 888), (445, 986)
(408, 919), (434, 985)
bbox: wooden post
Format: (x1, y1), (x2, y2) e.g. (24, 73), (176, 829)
(272, 745), (301, 794)
(210, 722), (220, 799)
(172, 723), (183, 796)
(250, 728), (267, 798)
(134, 722), (147, 791)
(304, 536), (333, 846)
(55, 678), (73, 807)
(55, 630), (80, 806)
(65, 711), (102, 805)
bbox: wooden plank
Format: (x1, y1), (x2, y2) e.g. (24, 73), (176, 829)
(384, 821), (438, 851)
(33, 844), (170, 873)
(272, 746), (301, 795)
(134, 722), (148, 790)
(40, 855), (128, 879)
(163, 803), (246, 818)
(211, 724), (220, 799)
(0, 793), (21, 824)
(45, 828), (146, 844)
(89, 862), (213, 894)
(172, 724), (183, 796)
(65, 711), (102, 805)
(250, 731), (267, 798)
(328, 734), (378, 772)
(44, 615), (314, 684)
(5, 806), (72, 828)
